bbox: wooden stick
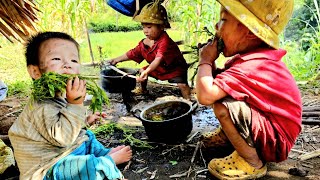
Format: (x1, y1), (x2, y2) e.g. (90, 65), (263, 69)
(306, 125), (319, 132)
(199, 144), (207, 167)
(196, 169), (208, 175)
(187, 166), (192, 177)
(123, 160), (131, 171)
(291, 149), (307, 154)
(0, 108), (22, 120)
(186, 131), (199, 143)
(81, 62), (100, 67)
(301, 163), (314, 169)
(191, 141), (200, 163)
(85, 21), (95, 66)
(298, 149), (320, 161)
(302, 111), (320, 117)
(107, 65), (137, 79)
(302, 119), (320, 125)
(169, 172), (187, 178)
(303, 106), (320, 112)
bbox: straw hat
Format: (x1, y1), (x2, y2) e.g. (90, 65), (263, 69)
(133, 0), (171, 29)
(216, 0), (294, 49)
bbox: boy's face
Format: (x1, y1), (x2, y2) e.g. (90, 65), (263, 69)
(215, 7), (251, 57)
(38, 38), (80, 75)
(142, 23), (164, 40)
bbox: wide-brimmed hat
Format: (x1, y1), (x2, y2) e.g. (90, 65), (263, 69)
(216, 0), (294, 49)
(133, 1), (171, 29)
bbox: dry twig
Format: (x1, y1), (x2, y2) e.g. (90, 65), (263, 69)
(191, 141), (200, 163)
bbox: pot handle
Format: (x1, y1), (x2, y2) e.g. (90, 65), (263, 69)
(131, 108), (142, 120)
(191, 101), (198, 112)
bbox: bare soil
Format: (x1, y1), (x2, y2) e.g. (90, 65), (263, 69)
(1, 81), (320, 180)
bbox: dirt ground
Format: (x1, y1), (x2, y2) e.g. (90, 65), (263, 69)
(1, 81), (320, 180)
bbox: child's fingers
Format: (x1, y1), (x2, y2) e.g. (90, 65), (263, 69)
(72, 76), (80, 91)
(79, 80), (86, 94)
(101, 112), (107, 118)
(66, 79), (72, 92)
(93, 111), (107, 118)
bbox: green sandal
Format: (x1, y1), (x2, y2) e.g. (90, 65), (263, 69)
(200, 127), (232, 148)
(208, 151), (267, 180)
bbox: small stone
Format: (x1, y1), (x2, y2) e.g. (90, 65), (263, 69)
(288, 167), (309, 177)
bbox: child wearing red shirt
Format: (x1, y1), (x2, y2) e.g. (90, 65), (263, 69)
(109, 1), (191, 100)
(196, 0), (302, 179)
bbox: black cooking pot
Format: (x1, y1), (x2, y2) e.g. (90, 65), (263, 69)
(133, 100), (198, 143)
(100, 68), (137, 93)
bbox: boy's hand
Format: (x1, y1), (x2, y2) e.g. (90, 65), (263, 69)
(109, 59), (118, 65)
(199, 38), (219, 64)
(66, 76), (86, 104)
(136, 70), (148, 82)
(86, 112), (107, 125)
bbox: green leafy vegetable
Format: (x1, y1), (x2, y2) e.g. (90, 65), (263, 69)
(32, 72), (109, 113)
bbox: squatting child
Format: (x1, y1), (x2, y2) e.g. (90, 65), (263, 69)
(196, 0), (302, 179)
(108, 1), (191, 100)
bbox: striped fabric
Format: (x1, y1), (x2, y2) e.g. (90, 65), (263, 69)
(8, 97), (89, 179)
(44, 130), (122, 180)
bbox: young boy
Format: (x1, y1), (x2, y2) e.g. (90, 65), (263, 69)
(196, 0), (302, 179)
(8, 32), (132, 180)
(108, 1), (191, 100)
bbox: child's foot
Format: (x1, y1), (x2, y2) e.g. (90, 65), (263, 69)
(109, 146), (132, 165)
(109, 145), (125, 155)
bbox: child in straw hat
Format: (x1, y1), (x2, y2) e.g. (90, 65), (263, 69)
(109, 0), (191, 100)
(196, 0), (302, 179)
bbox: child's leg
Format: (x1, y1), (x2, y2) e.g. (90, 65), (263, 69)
(45, 154), (123, 180)
(213, 102), (263, 168)
(177, 83), (191, 100)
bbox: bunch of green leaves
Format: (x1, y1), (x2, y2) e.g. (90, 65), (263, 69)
(32, 72), (109, 113)
(92, 123), (152, 149)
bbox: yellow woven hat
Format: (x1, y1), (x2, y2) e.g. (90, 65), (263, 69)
(133, 1), (171, 29)
(216, 0), (294, 49)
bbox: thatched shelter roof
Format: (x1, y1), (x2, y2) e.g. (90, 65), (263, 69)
(0, 0), (39, 43)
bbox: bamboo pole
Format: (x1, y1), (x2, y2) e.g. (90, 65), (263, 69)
(85, 21), (95, 66)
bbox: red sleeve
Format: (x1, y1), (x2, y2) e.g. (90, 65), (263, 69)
(126, 41), (145, 63)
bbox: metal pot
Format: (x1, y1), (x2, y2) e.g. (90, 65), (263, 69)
(100, 67), (137, 93)
(133, 100), (198, 143)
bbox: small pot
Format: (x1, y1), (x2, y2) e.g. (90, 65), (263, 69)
(133, 100), (198, 143)
(100, 68), (137, 93)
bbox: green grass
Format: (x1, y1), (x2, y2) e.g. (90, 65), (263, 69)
(0, 29), (184, 93)
(79, 29), (184, 68)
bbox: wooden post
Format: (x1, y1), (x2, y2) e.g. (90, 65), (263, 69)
(85, 21), (95, 66)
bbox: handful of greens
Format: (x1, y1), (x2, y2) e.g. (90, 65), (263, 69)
(32, 72), (109, 113)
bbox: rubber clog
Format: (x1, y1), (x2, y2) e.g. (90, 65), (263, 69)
(208, 151), (267, 180)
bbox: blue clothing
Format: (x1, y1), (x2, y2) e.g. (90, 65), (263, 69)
(44, 130), (122, 180)
(106, 0), (150, 17)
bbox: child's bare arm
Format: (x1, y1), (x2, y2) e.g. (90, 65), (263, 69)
(109, 54), (130, 65)
(137, 57), (162, 82)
